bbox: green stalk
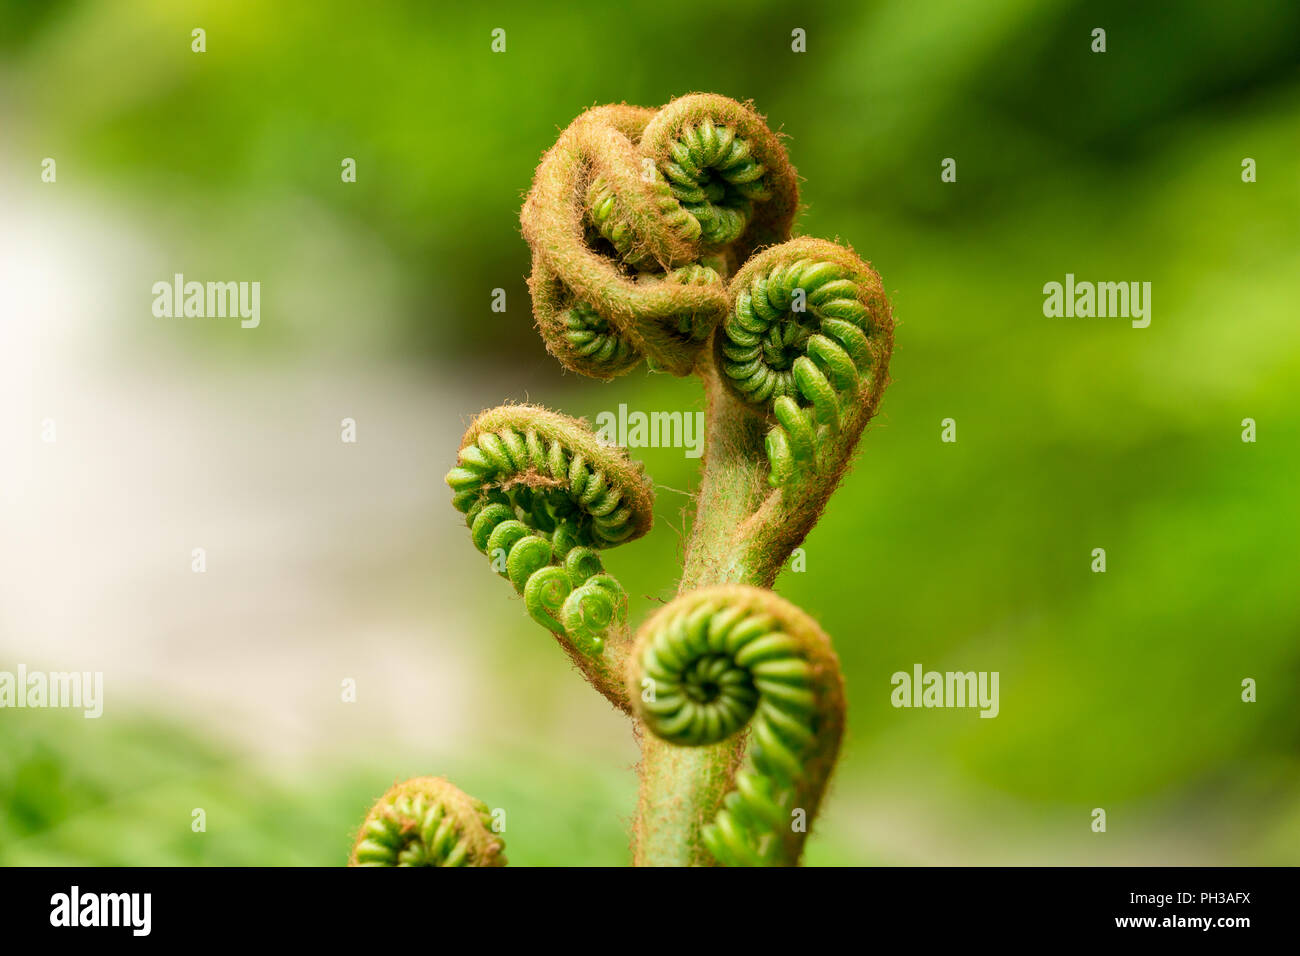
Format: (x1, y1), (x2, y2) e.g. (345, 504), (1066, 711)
(632, 363), (778, 866)
(679, 365), (772, 590)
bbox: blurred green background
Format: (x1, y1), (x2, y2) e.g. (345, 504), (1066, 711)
(2, 0), (1297, 865)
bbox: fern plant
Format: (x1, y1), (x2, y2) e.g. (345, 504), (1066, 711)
(350, 93), (894, 867)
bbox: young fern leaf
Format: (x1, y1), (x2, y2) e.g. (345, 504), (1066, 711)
(717, 236), (894, 489)
(521, 94), (797, 379)
(673, 237), (894, 595)
(630, 585), (844, 866)
(445, 404), (654, 709)
(639, 93), (799, 260)
(350, 777), (505, 867)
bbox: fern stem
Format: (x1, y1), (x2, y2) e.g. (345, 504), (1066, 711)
(633, 363), (779, 866)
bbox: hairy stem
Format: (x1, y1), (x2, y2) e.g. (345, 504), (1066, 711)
(633, 362), (781, 866)
(631, 734), (744, 866)
(562, 619), (633, 713)
(680, 358), (773, 590)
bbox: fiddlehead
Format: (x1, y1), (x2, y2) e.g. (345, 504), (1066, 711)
(630, 585), (844, 866)
(521, 94), (797, 380)
(446, 405), (654, 706)
(639, 94), (798, 258)
(349, 777), (505, 867)
(716, 236), (894, 489)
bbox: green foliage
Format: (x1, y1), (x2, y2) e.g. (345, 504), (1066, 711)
(0, 708), (634, 867)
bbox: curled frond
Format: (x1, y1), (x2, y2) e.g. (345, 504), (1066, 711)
(521, 95), (797, 379)
(446, 405), (654, 662)
(716, 237), (894, 488)
(630, 585), (844, 866)
(350, 777), (505, 867)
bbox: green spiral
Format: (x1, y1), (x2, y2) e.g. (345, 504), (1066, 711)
(558, 300), (642, 384)
(716, 236), (895, 487)
(445, 405), (654, 656)
(350, 777), (506, 867)
(657, 115), (771, 246)
(551, 262), (728, 380)
(640, 93), (799, 260)
(521, 95), (797, 379)
(630, 585), (844, 866)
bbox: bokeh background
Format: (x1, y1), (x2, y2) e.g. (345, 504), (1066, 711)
(2, 0), (1297, 865)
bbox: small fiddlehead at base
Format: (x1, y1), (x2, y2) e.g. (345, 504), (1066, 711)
(521, 94), (798, 380)
(716, 236), (894, 489)
(350, 777), (505, 867)
(630, 585), (844, 866)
